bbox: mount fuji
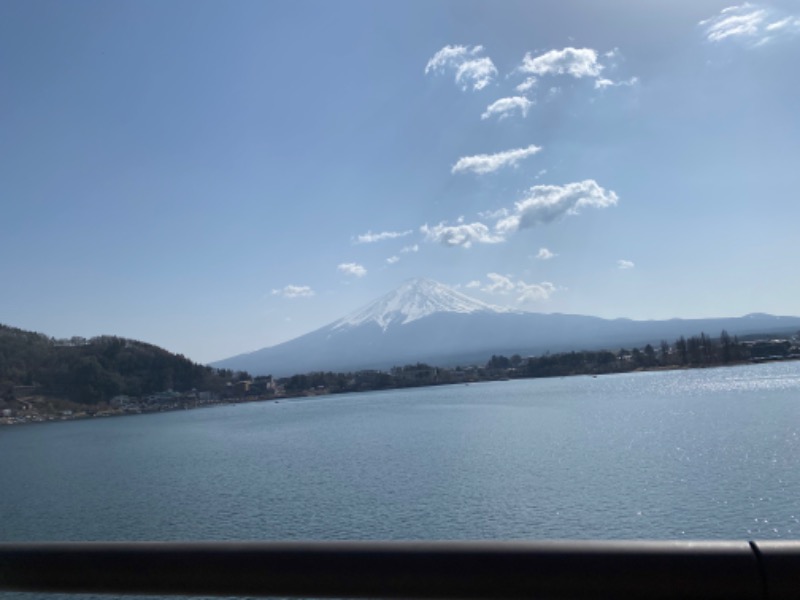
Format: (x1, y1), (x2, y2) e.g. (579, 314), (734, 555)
(329, 277), (517, 331)
(211, 278), (800, 376)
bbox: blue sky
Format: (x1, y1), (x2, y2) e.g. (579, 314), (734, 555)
(2, 0), (800, 363)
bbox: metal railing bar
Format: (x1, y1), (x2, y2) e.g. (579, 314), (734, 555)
(0, 540), (795, 600)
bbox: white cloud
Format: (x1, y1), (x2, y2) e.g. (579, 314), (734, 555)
(515, 76), (538, 93)
(481, 96), (534, 120)
(425, 45), (497, 91)
(516, 280), (558, 303)
(479, 273), (558, 303)
(355, 229), (412, 244)
(495, 180), (618, 233)
(425, 45), (475, 73)
(483, 273), (516, 294)
(617, 259), (635, 270)
(478, 207), (510, 220)
(700, 4), (800, 46)
(594, 78), (614, 90)
(400, 244), (419, 253)
(594, 76), (639, 90)
(519, 47), (603, 78)
(701, 4), (767, 42)
(456, 57), (498, 91)
(386, 256), (400, 265)
(766, 17), (792, 31)
(535, 247), (557, 260)
(272, 285), (314, 298)
(513, 46), (638, 96)
(420, 221), (504, 248)
(465, 280), (481, 289)
(338, 262), (367, 277)
(452, 144), (542, 175)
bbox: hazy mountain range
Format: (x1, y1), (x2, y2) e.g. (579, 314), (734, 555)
(212, 278), (800, 376)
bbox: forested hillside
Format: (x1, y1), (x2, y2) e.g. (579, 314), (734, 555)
(0, 324), (238, 405)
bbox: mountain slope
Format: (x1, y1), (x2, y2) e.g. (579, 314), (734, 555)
(212, 279), (800, 376)
(0, 325), (235, 405)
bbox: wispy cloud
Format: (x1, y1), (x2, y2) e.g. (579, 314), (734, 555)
(594, 76), (639, 90)
(386, 256), (400, 265)
(766, 16), (795, 31)
(481, 96), (534, 120)
(495, 180), (618, 233)
(700, 3), (800, 46)
(425, 45), (498, 91)
(478, 207), (510, 220)
(456, 57), (498, 91)
(338, 262), (367, 277)
(519, 47), (603, 78)
(272, 285), (314, 298)
(425, 45), (478, 72)
(400, 244), (419, 253)
(424, 180), (616, 251)
(514, 47), (638, 94)
(421, 221), (503, 248)
(617, 259), (635, 270)
(479, 273), (559, 303)
(516, 280), (559, 303)
(515, 77), (538, 93)
(483, 272), (516, 294)
(354, 229), (412, 244)
(701, 4), (767, 42)
(452, 144), (542, 175)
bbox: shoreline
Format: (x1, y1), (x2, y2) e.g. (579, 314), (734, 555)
(3, 356), (796, 428)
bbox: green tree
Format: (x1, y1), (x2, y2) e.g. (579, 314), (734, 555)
(643, 344), (657, 366)
(720, 330), (732, 364)
(675, 336), (688, 365)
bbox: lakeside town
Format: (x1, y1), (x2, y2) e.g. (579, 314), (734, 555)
(2, 330), (798, 427)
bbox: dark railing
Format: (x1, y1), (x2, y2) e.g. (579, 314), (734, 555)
(1, 540), (799, 599)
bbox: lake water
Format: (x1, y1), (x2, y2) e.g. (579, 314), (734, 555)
(2, 362), (800, 597)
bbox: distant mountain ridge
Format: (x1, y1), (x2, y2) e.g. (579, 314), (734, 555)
(212, 278), (800, 376)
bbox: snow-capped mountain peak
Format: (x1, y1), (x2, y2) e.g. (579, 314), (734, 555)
(331, 278), (512, 331)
